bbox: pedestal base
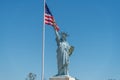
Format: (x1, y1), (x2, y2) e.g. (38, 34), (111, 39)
(49, 75), (75, 80)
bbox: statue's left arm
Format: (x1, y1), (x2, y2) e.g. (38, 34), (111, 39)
(69, 46), (74, 56)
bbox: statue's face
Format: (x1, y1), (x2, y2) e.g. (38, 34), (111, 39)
(61, 32), (68, 41)
(61, 34), (67, 41)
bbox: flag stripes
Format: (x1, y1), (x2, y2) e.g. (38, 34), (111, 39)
(45, 3), (60, 31)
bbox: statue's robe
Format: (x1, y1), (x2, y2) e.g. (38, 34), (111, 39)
(57, 41), (70, 75)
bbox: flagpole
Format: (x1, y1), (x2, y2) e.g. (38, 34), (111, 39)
(41, 0), (46, 80)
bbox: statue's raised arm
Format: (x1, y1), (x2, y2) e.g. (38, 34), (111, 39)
(55, 30), (61, 46)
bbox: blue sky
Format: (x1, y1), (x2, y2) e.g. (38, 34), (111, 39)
(0, 0), (120, 80)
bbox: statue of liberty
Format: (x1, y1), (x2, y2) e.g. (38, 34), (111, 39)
(45, 3), (76, 79)
(53, 27), (74, 76)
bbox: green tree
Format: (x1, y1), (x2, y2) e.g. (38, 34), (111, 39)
(26, 73), (37, 80)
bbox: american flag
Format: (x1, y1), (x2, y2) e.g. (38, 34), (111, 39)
(45, 3), (59, 31)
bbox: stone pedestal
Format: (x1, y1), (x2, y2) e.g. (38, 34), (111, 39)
(49, 75), (75, 80)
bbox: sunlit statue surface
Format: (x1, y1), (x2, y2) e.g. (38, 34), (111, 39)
(54, 29), (74, 76)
